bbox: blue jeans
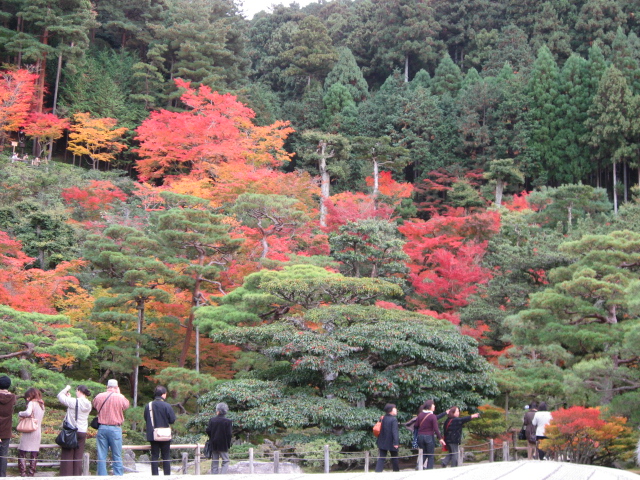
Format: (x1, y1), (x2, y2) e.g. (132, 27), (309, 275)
(0, 438), (10, 477)
(97, 425), (123, 475)
(418, 434), (435, 469)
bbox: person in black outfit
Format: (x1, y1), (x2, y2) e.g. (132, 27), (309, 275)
(375, 404), (400, 472)
(206, 403), (233, 474)
(143, 386), (176, 476)
(440, 406), (479, 467)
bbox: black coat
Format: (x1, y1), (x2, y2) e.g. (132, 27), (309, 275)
(206, 414), (233, 452)
(376, 414), (399, 451)
(144, 398), (176, 442)
(442, 416), (472, 445)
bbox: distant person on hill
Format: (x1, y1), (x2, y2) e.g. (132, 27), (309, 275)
(532, 402), (552, 460)
(206, 403), (232, 474)
(440, 407), (480, 468)
(375, 403), (400, 472)
(0, 376), (16, 477)
(522, 401), (538, 459)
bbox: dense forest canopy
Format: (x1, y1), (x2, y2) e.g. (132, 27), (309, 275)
(1, 0), (640, 465)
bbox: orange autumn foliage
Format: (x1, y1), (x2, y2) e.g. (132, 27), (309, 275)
(23, 112), (69, 154)
(0, 230), (83, 314)
(0, 69), (36, 141)
(67, 112), (128, 168)
(135, 79), (294, 182)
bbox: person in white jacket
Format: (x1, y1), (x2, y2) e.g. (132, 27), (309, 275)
(531, 402), (553, 460)
(57, 385), (92, 476)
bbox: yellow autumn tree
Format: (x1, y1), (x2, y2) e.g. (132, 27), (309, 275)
(67, 112), (127, 169)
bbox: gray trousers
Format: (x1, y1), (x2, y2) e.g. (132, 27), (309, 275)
(210, 451), (229, 474)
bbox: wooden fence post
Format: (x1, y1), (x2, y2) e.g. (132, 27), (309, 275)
(489, 439), (495, 462)
(273, 450), (279, 473)
(249, 448), (255, 474)
(182, 452), (189, 474)
(82, 452), (90, 476)
(502, 441), (510, 462)
(364, 451), (369, 473)
(324, 444), (330, 474)
(418, 449), (423, 470)
(458, 446), (464, 466)
(195, 444), (201, 475)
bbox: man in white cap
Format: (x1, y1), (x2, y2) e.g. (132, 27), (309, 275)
(93, 380), (130, 476)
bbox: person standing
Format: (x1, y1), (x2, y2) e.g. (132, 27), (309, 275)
(143, 386), (176, 476)
(440, 407), (480, 467)
(532, 402), (552, 460)
(206, 403), (233, 474)
(375, 404), (400, 472)
(0, 376), (16, 477)
(522, 401), (538, 460)
(57, 385), (92, 476)
(17, 388), (45, 477)
(93, 380), (130, 476)
(415, 400), (446, 469)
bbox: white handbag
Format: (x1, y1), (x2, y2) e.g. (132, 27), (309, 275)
(149, 402), (172, 441)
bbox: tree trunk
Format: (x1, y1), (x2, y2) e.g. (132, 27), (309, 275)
(495, 180), (505, 206)
(623, 161), (628, 204)
(179, 272), (202, 368)
(133, 303), (144, 408)
(613, 161), (618, 214)
(372, 157), (379, 200)
(404, 54), (409, 83)
(36, 29), (49, 114)
(195, 325), (200, 373)
(318, 141), (331, 227)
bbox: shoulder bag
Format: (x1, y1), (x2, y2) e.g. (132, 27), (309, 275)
(372, 415), (383, 437)
(149, 401), (172, 441)
(56, 399), (79, 449)
(412, 412), (430, 449)
(16, 404), (38, 433)
(90, 392), (114, 430)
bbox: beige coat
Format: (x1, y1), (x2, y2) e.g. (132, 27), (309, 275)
(18, 401), (44, 452)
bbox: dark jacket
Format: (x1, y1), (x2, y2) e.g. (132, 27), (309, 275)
(0, 391), (16, 439)
(442, 415), (473, 445)
(206, 414), (233, 452)
(376, 414), (399, 451)
(522, 409), (537, 443)
(144, 398), (176, 442)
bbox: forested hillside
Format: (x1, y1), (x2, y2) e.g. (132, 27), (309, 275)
(1, 0), (640, 464)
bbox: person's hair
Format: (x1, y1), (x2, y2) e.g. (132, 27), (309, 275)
(77, 385), (91, 397)
(383, 403), (396, 414)
(447, 406), (459, 418)
(529, 400), (538, 410)
(25, 388), (44, 408)
(419, 399), (434, 413)
(538, 401), (548, 411)
(154, 386), (167, 398)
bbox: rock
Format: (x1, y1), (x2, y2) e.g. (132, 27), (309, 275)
(227, 461), (302, 474)
(122, 450), (137, 472)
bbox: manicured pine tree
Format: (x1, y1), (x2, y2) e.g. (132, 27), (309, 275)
(151, 206), (243, 370)
(483, 158), (524, 206)
(84, 225), (174, 406)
